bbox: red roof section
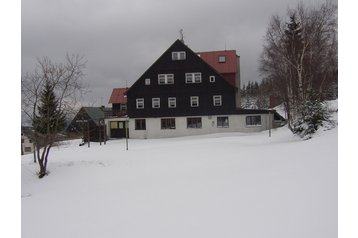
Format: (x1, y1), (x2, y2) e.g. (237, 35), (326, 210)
(196, 50), (238, 74)
(108, 88), (128, 104)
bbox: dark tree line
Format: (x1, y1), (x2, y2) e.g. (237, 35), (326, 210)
(259, 1), (337, 134)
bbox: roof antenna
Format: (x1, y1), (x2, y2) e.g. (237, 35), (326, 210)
(179, 29), (184, 43)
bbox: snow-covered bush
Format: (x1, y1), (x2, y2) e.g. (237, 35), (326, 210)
(292, 95), (331, 139)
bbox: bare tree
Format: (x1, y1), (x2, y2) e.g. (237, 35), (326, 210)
(21, 54), (87, 178)
(259, 1), (337, 129)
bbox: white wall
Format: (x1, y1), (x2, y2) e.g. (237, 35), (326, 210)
(129, 114), (273, 139)
(21, 135), (34, 155)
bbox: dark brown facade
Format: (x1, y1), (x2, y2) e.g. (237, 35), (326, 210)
(126, 40), (238, 118)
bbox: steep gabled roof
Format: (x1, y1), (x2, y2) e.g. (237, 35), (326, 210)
(108, 88), (128, 104)
(196, 50), (238, 74)
(126, 39), (237, 95)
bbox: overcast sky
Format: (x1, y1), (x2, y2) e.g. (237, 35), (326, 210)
(22, 0), (332, 107)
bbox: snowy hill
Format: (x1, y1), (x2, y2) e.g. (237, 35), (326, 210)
(22, 112), (338, 238)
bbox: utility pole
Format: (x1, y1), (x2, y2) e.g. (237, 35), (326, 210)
(99, 120), (102, 146)
(269, 110), (272, 137)
(125, 119), (129, 151)
(87, 122), (90, 148)
(104, 122), (107, 145)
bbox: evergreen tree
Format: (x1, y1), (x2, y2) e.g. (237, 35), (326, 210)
(292, 90), (331, 139)
(32, 80), (65, 178)
(33, 81), (65, 134)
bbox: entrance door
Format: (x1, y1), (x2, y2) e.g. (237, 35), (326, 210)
(110, 121), (129, 138)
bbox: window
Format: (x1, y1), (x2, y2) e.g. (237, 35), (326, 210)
(218, 55), (226, 63)
(190, 96), (199, 107)
(158, 74), (174, 84)
(135, 119), (146, 130)
(25, 147), (32, 152)
(217, 116), (229, 128)
(246, 115), (262, 126)
(187, 117), (202, 128)
(136, 98), (144, 109)
(145, 78), (151, 85)
(213, 95), (222, 106)
(161, 118), (176, 129)
(172, 51), (186, 60)
(110, 121), (118, 129)
(168, 97), (176, 108)
(152, 98), (160, 108)
(120, 104), (127, 111)
(209, 76), (215, 82)
(185, 72), (202, 83)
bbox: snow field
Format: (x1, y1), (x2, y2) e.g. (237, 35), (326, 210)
(22, 116), (337, 238)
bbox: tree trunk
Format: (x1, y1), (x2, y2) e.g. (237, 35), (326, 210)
(37, 145), (52, 178)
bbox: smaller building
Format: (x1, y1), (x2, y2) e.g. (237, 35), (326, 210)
(105, 88), (129, 139)
(21, 133), (34, 155)
(108, 88), (128, 116)
(67, 107), (111, 142)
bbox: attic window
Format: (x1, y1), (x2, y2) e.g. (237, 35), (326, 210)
(218, 55), (226, 63)
(172, 51), (186, 60)
(158, 74), (174, 84)
(185, 72), (202, 83)
(145, 78), (150, 85)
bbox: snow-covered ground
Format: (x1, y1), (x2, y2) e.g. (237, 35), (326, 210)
(21, 104), (338, 238)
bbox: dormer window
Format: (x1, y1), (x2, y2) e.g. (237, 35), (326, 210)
(218, 55), (226, 63)
(172, 51), (186, 60)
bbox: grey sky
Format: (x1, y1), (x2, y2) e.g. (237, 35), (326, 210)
(22, 0), (330, 107)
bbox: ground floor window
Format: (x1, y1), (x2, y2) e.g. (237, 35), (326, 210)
(135, 119), (146, 130)
(217, 116), (229, 128)
(246, 115), (261, 126)
(161, 118), (176, 129)
(187, 117), (202, 128)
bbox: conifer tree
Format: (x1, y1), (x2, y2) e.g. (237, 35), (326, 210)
(22, 54), (86, 178)
(32, 80), (65, 178)
(33, 81), (65, 135)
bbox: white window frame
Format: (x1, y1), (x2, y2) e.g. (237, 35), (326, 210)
(190, 96), (199, 107)
(185, 72), (202, 83)
(158, 74), (174, 84)
(218, 55), (226, 63)
(168, 97), (176, 108)
(213, 95), (222, 106)
(136, 98), (144, 109)
(172, 51), (186, 60)
(152, 98), (160, 108)
(145, 78), (151, 85)
(209, 75), (215, 82)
